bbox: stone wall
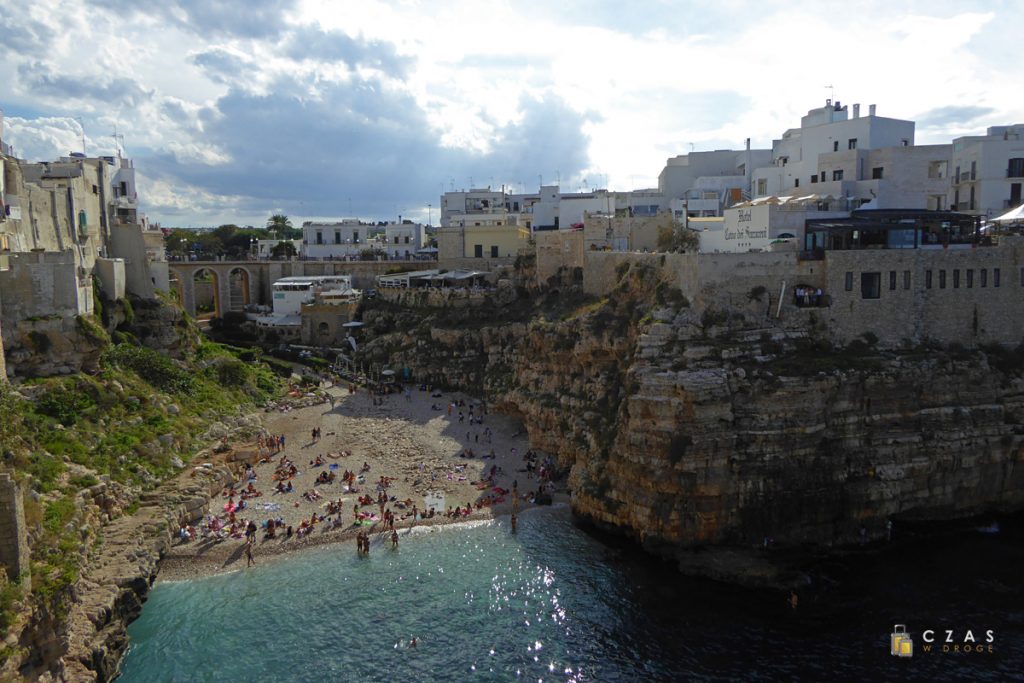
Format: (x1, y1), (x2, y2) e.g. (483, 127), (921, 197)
(579, 239), (1024, 348)
(535, 230), (583, 285)
(0, 472), (29, 581)
(823, 240), (1024, 347)
(0, 250), (91, 327)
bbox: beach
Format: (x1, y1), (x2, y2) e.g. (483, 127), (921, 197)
(158, 382), (554, 580)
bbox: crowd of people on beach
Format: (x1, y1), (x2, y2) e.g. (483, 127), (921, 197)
(177, 379), (560, 569)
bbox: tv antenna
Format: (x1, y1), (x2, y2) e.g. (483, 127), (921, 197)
(825, 85), (835, 103)
(111, 126), (125, 158)
(75, 117), (86, 155)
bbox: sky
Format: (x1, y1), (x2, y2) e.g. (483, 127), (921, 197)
(0, 0), (1021, 228)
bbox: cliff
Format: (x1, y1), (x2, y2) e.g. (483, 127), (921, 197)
(358, 263), (1024, 582)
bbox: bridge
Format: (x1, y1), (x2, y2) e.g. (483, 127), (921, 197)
(168, 259), (425, 317)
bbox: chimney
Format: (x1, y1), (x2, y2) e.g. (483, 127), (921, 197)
(853, 104), (860, 118)
(745, 137), (751, 151)
(869, 104), (876, 116)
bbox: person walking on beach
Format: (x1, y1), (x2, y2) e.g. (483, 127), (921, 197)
(245, 539), (255, 567)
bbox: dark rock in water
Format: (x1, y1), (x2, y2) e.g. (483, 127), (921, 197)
(535, 492), (553, 506)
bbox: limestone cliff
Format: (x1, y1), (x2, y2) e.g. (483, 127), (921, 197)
(358, 264), (1024, 581)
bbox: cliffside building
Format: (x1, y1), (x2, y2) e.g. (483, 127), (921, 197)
(949, 124), (1024, 218)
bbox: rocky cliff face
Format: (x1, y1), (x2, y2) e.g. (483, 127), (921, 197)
(358, 264), (1024, 581)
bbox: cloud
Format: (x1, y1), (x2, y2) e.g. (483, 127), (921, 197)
(140, 72), (591, 219)
(0, 5), (56, 57)
(915, 104), (995, 128)
(18, 62), (153, 108)
(283, 27), (413, 78)
(189, 48), (256, 87)
(83, 0), (299, 39)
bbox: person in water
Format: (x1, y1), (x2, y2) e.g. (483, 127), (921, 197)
(391, 529), (399, 548)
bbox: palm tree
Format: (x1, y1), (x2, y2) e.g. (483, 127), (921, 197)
(266, 214), (292, 239)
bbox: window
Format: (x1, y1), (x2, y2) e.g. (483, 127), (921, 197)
(833, 170), (844, 181)
(92, 184), (98, 195)
(394, 236), (399, 244)
(848, 138), (858, 150)
(473, 244), (483, 258)
(334, 231), (341, 244)
(939, 270), (947, 289)
(833, 141), (839, 152)
(316, 231), (323, 245)
(404, 235), (410, 244)
(756, 179), (767, 195)
(953, 269), (960, 288)
(994, 268), (1001, 287)
(861, 272), (881, 299)
(969, 186), (975, 210)
(926, 270), (933, 288)
(353, 231), (360, 243)
(903, 270), (911, 290)
(811, 174), (818, 184)
(967, 269), (974, 288)
(872, 167), (884, 180)
(1009, 158), (1024, 178)
(845, 272), (854, 291)
(490, 245), (499, 258)
(981, 268), (988, 287)
(794, 178), (800, 188)
(970, 161), (977, 180)
(889, 271), (897, 290)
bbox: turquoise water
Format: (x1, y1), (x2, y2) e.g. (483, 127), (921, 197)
(121, 508), (1024, 682)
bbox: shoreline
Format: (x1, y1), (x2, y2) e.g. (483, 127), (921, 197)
(156, 382), (558, 582)
(157, 500), (570, 583)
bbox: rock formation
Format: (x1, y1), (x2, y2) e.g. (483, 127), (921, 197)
(358, 263), (1024, 583)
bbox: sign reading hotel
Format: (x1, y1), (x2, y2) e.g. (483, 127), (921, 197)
(723, 205), (772, 247)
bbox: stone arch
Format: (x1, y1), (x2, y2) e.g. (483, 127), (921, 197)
(227, 267), (252, 312)
(317, 321), (331, 338)
(192, 267), (221, 319)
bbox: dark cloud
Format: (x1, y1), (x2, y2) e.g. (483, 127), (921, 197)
(0, 6), (57, 57)
(18, 62), (153, 107)
(916, 105), (995, 128)
(84, 0), (297, 39)
(284, 27), (413, 78)
(190, 48), (254, 86)
(144, 73), (592, 218)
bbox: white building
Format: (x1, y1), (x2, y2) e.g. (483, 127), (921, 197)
(271, 275), (354, 316)
(751, 101), (918, 204)
(383, 222), (426, 259)
(701, 196), (850, 253)
(949, 124), (1024, 218)
(659, 146), (772, 215)
(302, 220), (370, 258)
(440, 188), (506, 227)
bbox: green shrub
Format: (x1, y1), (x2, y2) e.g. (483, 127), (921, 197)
(102, 344), (194, 394)
(215, 359), (250, 388)
(76, 315), (109, 346)
(35, 385), (95, 426)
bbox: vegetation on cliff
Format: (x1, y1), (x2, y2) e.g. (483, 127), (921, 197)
(0, 304), (285, 662)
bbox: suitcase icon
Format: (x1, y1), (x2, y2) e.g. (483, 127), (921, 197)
(891, 624), (913, 657)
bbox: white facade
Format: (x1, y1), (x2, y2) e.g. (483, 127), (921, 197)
(302, 220), (370, 258)
(659, 147), (771, 211)
(384, 222), (426, 258)
(440, 188), (506, 227)
(700, 199), (849, 253)
(949, 124), (1024, 218)
(752, 102), (916, 205)
(272, 275), (354, 315)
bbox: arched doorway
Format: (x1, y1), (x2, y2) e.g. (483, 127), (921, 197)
(193, 267), (221, 319)
(228, 267), (251, 312)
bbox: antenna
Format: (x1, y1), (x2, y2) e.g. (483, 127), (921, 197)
(825, 85), (834, 104)
(111, 126), (125, 158)
(689, 142), (694, 153)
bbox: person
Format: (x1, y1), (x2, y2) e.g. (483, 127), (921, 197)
(245, 539), (255, 567)
(391, 529), (399, 548)
(789, 590), (798, 611)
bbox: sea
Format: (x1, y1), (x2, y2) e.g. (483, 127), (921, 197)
(120, 506), (1023, 682)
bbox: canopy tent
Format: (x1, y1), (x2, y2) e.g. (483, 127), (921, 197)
(991, 204), (1024, 223)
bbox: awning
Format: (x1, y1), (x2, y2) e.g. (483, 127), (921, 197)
(991, 204), (1024, 222)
